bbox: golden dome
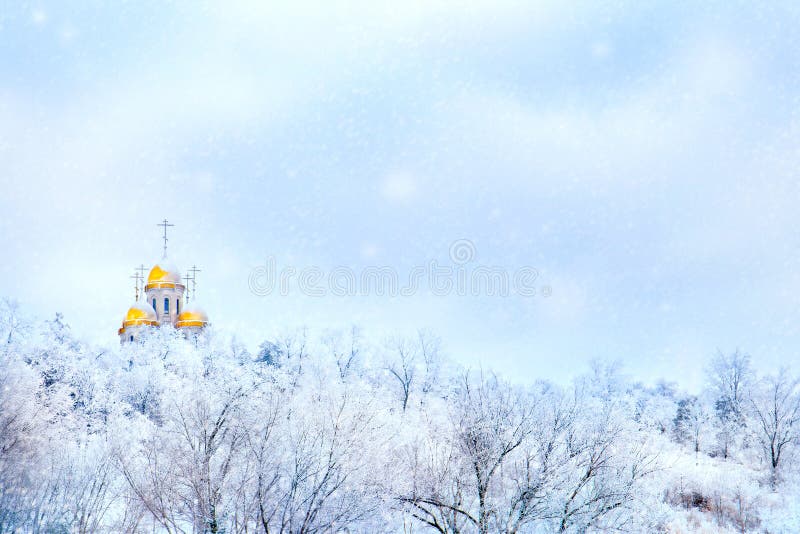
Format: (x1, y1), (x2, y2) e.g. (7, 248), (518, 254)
(175, 307), (209, 328)
(145, 263), (182, 290)
(118, 302), (159, 334)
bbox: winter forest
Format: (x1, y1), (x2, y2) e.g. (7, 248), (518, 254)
(5, 0), (800, 532)
(3, 298), (800, 534)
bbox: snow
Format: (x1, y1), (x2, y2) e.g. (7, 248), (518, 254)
(3, 303), (800, 532)
(128, 301), (157, 315)
(180, 303), (208, 317)
(149, 262), (182, 283)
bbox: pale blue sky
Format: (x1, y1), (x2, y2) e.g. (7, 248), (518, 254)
(2, 1), (800, 388)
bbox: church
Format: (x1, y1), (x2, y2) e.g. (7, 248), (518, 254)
(118, 220), (209, 343)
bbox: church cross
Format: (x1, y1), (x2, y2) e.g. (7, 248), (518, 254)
(135, 264), (148, 284)
(183, 273), (193, 303)
(130, 272), (143, 301)
(187, 265), (201, 299)
(157, 219), (175, 259)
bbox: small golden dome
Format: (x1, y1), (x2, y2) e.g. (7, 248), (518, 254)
(118, 302), (159, 334)
(145, 263), (182, 290)
(175, 307), (209, 328)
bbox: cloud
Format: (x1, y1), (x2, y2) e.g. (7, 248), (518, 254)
(1, 0), (799, 382)
(31, 8), (47, 26)
(380, 171), (418, 203)
(432, 35), (758, 191)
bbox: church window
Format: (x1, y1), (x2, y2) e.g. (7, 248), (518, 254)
(164, 298), (170, 314)
(177, 299), (181, 314)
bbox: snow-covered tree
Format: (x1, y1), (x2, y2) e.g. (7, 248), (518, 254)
(748, 371), (800, 488)
(4, 300), (800, 532)
(674, 395), (712, 454)
(707, 350), (752, 459)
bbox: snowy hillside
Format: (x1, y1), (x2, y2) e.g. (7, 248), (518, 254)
(2, 299), (800, 533)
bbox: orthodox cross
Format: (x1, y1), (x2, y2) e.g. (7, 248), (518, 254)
(130, 272), (143, 301)
(157, 219), (174, 259)
(183, 273), (193, 303)
(187, 265), (201, 299)
(135, 264), (148, 285)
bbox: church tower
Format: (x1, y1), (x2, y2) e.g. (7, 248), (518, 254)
(117, 219), (210, 343)
(144, 263), (185, 324)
